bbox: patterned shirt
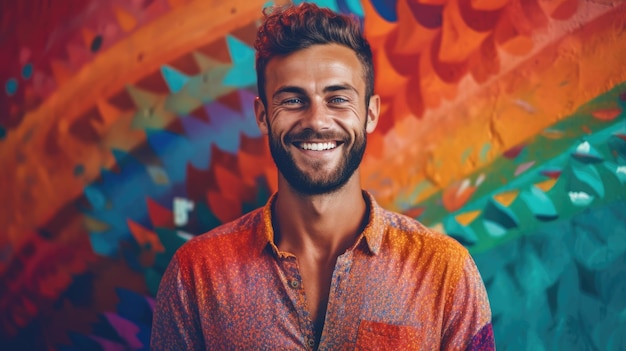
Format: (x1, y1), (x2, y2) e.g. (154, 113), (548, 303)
(151, 192), (494, 350)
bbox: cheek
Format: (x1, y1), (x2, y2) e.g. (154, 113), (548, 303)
(267, 119), (290, 143)
(344, 106), (367, 131)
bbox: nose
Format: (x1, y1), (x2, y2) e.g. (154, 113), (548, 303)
(301, 98), (332, 130)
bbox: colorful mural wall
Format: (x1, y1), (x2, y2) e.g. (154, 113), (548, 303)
(1, 0), (625, 349)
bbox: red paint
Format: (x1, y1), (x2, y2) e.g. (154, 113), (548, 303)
(503, 144), (526, 159)
(591, 108), (622, 121)
(404, 206), (425, 219)
(147, 197), (175, 228)
(540, 169), (562, 179)
(442, 181), (476, 212)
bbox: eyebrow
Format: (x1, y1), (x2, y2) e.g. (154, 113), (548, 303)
(323, 84), (359, 95)
(272, 86), (307, 100)
(272, 84), (359, 100)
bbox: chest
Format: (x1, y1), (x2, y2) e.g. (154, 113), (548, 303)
(195, 253), (446, 350)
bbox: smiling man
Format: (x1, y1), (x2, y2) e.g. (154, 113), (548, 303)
(151, 3), (495, 350)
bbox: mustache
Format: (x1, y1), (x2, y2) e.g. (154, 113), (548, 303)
(285, 129), (349, 143)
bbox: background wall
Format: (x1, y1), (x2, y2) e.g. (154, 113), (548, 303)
(1, 0), (625, 349)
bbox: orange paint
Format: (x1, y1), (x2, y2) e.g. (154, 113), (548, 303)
(113, 5), (138, 32)
(127, 219), (165, 252)
(493, 190), (519, 207)
(442, 180), (476, 212)
(534, 179), (558, 192)
(455, 210), (482, 226)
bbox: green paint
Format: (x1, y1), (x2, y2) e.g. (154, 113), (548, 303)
(461, 147), (473, 165)
(480, 143), (491, 163)
(409, 81), (626, 254)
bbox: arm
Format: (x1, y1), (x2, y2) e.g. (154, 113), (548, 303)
(150, 253), (205, 350)
(441, 252), (495, 351)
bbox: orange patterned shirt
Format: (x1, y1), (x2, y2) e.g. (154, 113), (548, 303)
(151, 192), (494, 350)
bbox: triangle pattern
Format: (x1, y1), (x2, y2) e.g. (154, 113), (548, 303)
(223, 35), (256, 87)
(216, 90), (243, 112)
(192, 51), (227, 72)
(126, 85), (161, 109)
(113, 5), (137, 32)
(493, 190), (519, 207)
(127, 218), (165, 252)
(146, 197), (175, 229)
(50, 60), (75, 86)
(160, 65), (190, 93)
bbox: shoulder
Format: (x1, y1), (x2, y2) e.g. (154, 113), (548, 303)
(381, 208), (470, 263)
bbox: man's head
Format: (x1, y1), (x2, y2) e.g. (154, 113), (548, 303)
(254, 3), (374, 108)
(253, 3), (379, 196)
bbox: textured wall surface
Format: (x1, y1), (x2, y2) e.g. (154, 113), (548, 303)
(1, 0), (625, 349)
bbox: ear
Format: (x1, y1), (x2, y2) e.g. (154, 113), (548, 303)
(365, 94), (380, 134)
(254, 97), (269, 135)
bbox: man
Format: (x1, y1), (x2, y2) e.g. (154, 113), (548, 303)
(151, 3), (494, 350)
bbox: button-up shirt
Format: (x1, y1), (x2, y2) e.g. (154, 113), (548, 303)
(151, 192), (494, 350)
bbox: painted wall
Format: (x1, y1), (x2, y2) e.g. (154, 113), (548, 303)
(1, 0), (625, 349)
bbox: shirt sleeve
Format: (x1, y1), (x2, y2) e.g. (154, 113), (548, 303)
(150, 253), (205, 350)
(441, 251), (495, 351)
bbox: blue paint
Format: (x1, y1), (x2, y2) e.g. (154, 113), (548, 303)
(570, 162), (605, 198)
(91, 35), (103, 52)
(0, 126), (6, 140)
(608, 134), (626, 160)
(145, 129), (194, 182)
(89, 232), (119, 257)
(294, 0), (339, 11)
(160, 65), (189, 93)
(483, 220), (508, 237)
(370, 0), (397, 22)
(22, 63), (33, 79)
(338, 0), (364, 16)
(443, 216), (478, 245)
(115, 288), (153, 339)
(223, 35), (256, 88)
(572, 140), (604, 163)
(5, 78), (17, 95)
(82, 90), (263, 261)
(484, 199), (519, 229)
(84, 186), (107, 210)
(520, 186), (558, 221)
(606, 163), (626, 183)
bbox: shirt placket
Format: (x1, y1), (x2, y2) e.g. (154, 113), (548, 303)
(279, 255), (317, 350)
(318, 251), (354, 351)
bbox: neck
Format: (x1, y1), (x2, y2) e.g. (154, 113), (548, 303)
(272, 175), (368, 259)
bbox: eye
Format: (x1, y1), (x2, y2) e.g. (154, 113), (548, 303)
(283, 97), (304, 105)
(329, 96), (348, 104)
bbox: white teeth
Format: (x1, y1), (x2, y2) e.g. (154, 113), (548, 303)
(300, 142), (337, 151)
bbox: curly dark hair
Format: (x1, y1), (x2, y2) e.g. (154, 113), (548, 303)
(254, 2), (374, 107)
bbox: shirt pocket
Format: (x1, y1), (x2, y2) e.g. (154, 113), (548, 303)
(354, 320), (420, 350)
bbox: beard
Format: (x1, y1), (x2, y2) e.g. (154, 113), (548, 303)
(267, 125), (367, 196)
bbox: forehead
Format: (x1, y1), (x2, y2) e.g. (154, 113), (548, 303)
(264, 44), (364, 94)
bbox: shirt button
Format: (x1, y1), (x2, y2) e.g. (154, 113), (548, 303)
(307, 338), (315, 348)
(289, 280), (300, 289)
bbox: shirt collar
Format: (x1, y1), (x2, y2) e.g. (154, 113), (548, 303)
(260, 191), (384, 256)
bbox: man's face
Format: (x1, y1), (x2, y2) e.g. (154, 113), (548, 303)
(255, 44), (379, 195)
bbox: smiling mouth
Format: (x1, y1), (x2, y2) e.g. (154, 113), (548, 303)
(294, 141), (341, 151)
